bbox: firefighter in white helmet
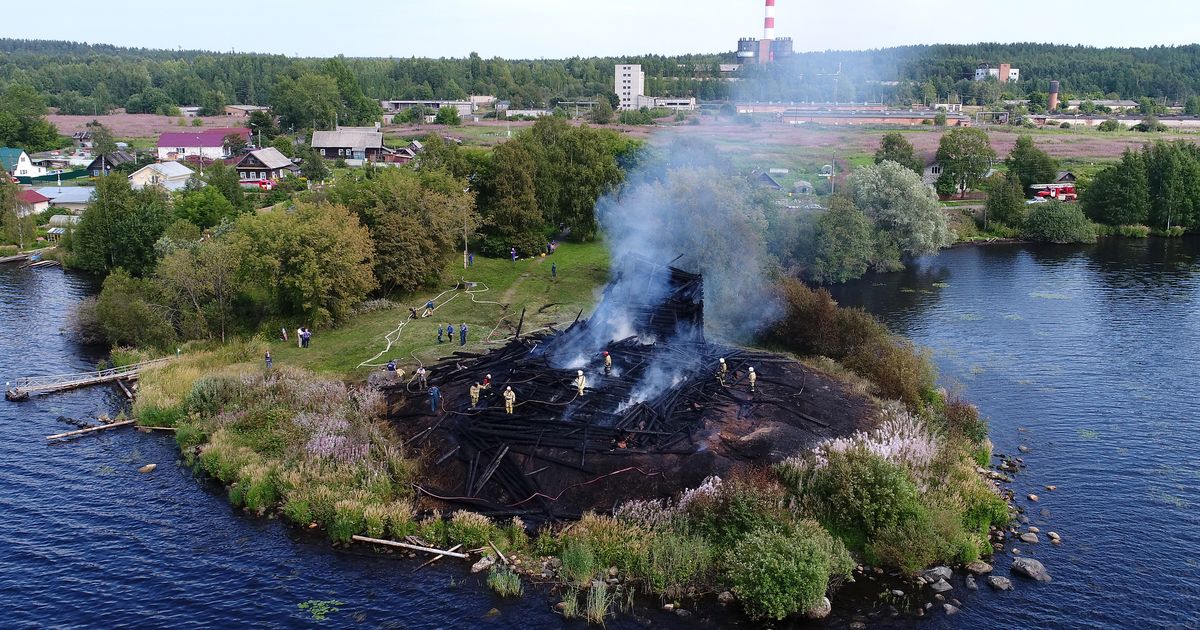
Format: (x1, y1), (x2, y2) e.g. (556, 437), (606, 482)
(748, 366), (757, 392)
(469, 382), (481, 408)
(603, 350), (612, 375)
(503, 386), (516, 414)
(718, 357), (728, 385)
(575, 369), (587, 396)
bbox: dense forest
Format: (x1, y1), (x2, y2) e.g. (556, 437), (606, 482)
(0, 39), (1198, 121)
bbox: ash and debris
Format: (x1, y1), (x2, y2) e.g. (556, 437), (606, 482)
(385, 262), (876, 520)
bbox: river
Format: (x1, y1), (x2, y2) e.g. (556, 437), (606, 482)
(2, 238), (1198, 628)
(827, 237), (1200, 629)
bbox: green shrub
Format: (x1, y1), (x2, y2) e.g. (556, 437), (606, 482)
(282, 496), (313, 525)
(447, 510), (499, 548)
(560, 538), (599, 586)
(503, 516), (529, 551)
(642, 529), (714, 593)
(1114, 224), (1151, 238)
(418, 511), (450, 547)
(585, 579), (611, 624)
(362, 504), (387, 538)
(241, 463), (279, 512)
(185, 375), (246, 415)
(1098, 119), (1124, 132)
(682, 468), (790, 548)
(383, 501), (415, 538)
(805, 447), (927, 547)
(328, 499), (364, 543)
(1023, 200), (1097, 243)
(139, 404), (185, 428)
(174, 421), (207, 456)
(724, 523), (850, 621)
(942, 398), (988, 444)
(487, 565), (523, 598)
(1153, 225), (1187, 237)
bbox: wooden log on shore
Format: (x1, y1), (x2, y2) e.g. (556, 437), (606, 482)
(414, 544), (463, 571)
(46, 419), (136, 440)
(351, 535), (469, 558)
(116, 378), (134, 400)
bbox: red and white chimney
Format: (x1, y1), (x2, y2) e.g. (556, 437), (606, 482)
(763, 0), (776, 41)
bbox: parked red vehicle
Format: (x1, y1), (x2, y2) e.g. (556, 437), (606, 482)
(1031, 183), (1077, 201)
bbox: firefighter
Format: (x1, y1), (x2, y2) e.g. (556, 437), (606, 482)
(416, 366), (428, 389)
(575, 370), (587, 396)
(603, 351), (612, 374)
(718, 357), (728, 385)
(503, 386), (516, 414)
(469, 382), (481, 408)
(748, 366), (757, 392)
(429, 385), (441, 412)
(482, 373), (492, 389)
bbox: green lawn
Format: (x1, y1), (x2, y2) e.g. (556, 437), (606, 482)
(269, 241), (610, 380)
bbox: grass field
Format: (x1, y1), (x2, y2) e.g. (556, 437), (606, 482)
(269, 241), (610, 380)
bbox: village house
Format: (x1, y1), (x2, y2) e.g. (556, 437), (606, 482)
(223, 104), (271, 118)
(156, 128), (251, 161)
(0, 148), (48, 180)
(310, 127), (387, 163)
(86, 151), (137, 177)
(129, 162), (195, 191)
(16, 189), (51, 217)
(34, 187), (94, 213)
(233, 147), (299, 183)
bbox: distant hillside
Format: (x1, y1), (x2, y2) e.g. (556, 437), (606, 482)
(1, 38), (1197, 116)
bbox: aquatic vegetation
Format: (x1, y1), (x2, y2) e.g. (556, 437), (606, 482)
(959, 313), (983, 321)
(585, 579), (611, 625)
(559, 588), (581, 619)
(932, 282), (950, 288)
(298, 599), (343, 622)
(1029, 291), (1072, 300)
(1078, 428), (1099, 439)
(1004, 314), (1023, 320)
(487, 566), (523, 598)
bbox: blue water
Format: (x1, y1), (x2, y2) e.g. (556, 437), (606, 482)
(0, 266), (595, 629)
(828, 237), (1200, 629)
(3, 237), (1199, 628)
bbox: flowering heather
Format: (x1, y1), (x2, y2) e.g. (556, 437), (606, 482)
(784, 402), (940, 489)
(614, 498), (676, 531)
(676, 475), (723, 513)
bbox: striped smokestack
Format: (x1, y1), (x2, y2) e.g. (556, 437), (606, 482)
(763, 0), (776, 41)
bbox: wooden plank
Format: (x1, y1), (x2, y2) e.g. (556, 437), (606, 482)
(351, 535), (469, 558)
(46, 419), (136, 440)
(414, 544), (463, 571)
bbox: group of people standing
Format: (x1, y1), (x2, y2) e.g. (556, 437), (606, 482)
(437, 322), (469, 346)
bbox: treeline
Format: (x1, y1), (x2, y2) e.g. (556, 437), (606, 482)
(1082, 141), (1200, 234)
(0, 38), (728, 115)
(4, 39), (1198, 118)
(744, 43), (1200, 105)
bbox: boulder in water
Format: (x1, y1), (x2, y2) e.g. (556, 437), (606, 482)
(1011, 557), (1052, 582)
(138, 463), (157, 473)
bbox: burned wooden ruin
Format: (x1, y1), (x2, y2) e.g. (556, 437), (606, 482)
(385, 261), (874, 521)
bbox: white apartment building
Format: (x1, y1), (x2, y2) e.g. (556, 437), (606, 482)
(615, 64), (645, 111)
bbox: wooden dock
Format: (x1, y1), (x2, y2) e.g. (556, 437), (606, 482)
(5, 357), (171, 401)
(0, 247), (56, 265)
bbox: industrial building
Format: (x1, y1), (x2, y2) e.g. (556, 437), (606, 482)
(613, 64), (697, 111)
(735, 0), (793, 64)
(615, 64), (645, 110)
(974, 63), (1020, 82)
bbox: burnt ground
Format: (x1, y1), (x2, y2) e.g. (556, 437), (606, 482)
(383, 264), (876, 520)
(384, 336), (876, 520)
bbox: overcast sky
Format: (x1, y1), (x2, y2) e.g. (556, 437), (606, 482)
(4, 0), (1198, 58)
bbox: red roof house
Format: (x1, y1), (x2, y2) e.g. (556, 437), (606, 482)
(156, 128), (250, 162)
